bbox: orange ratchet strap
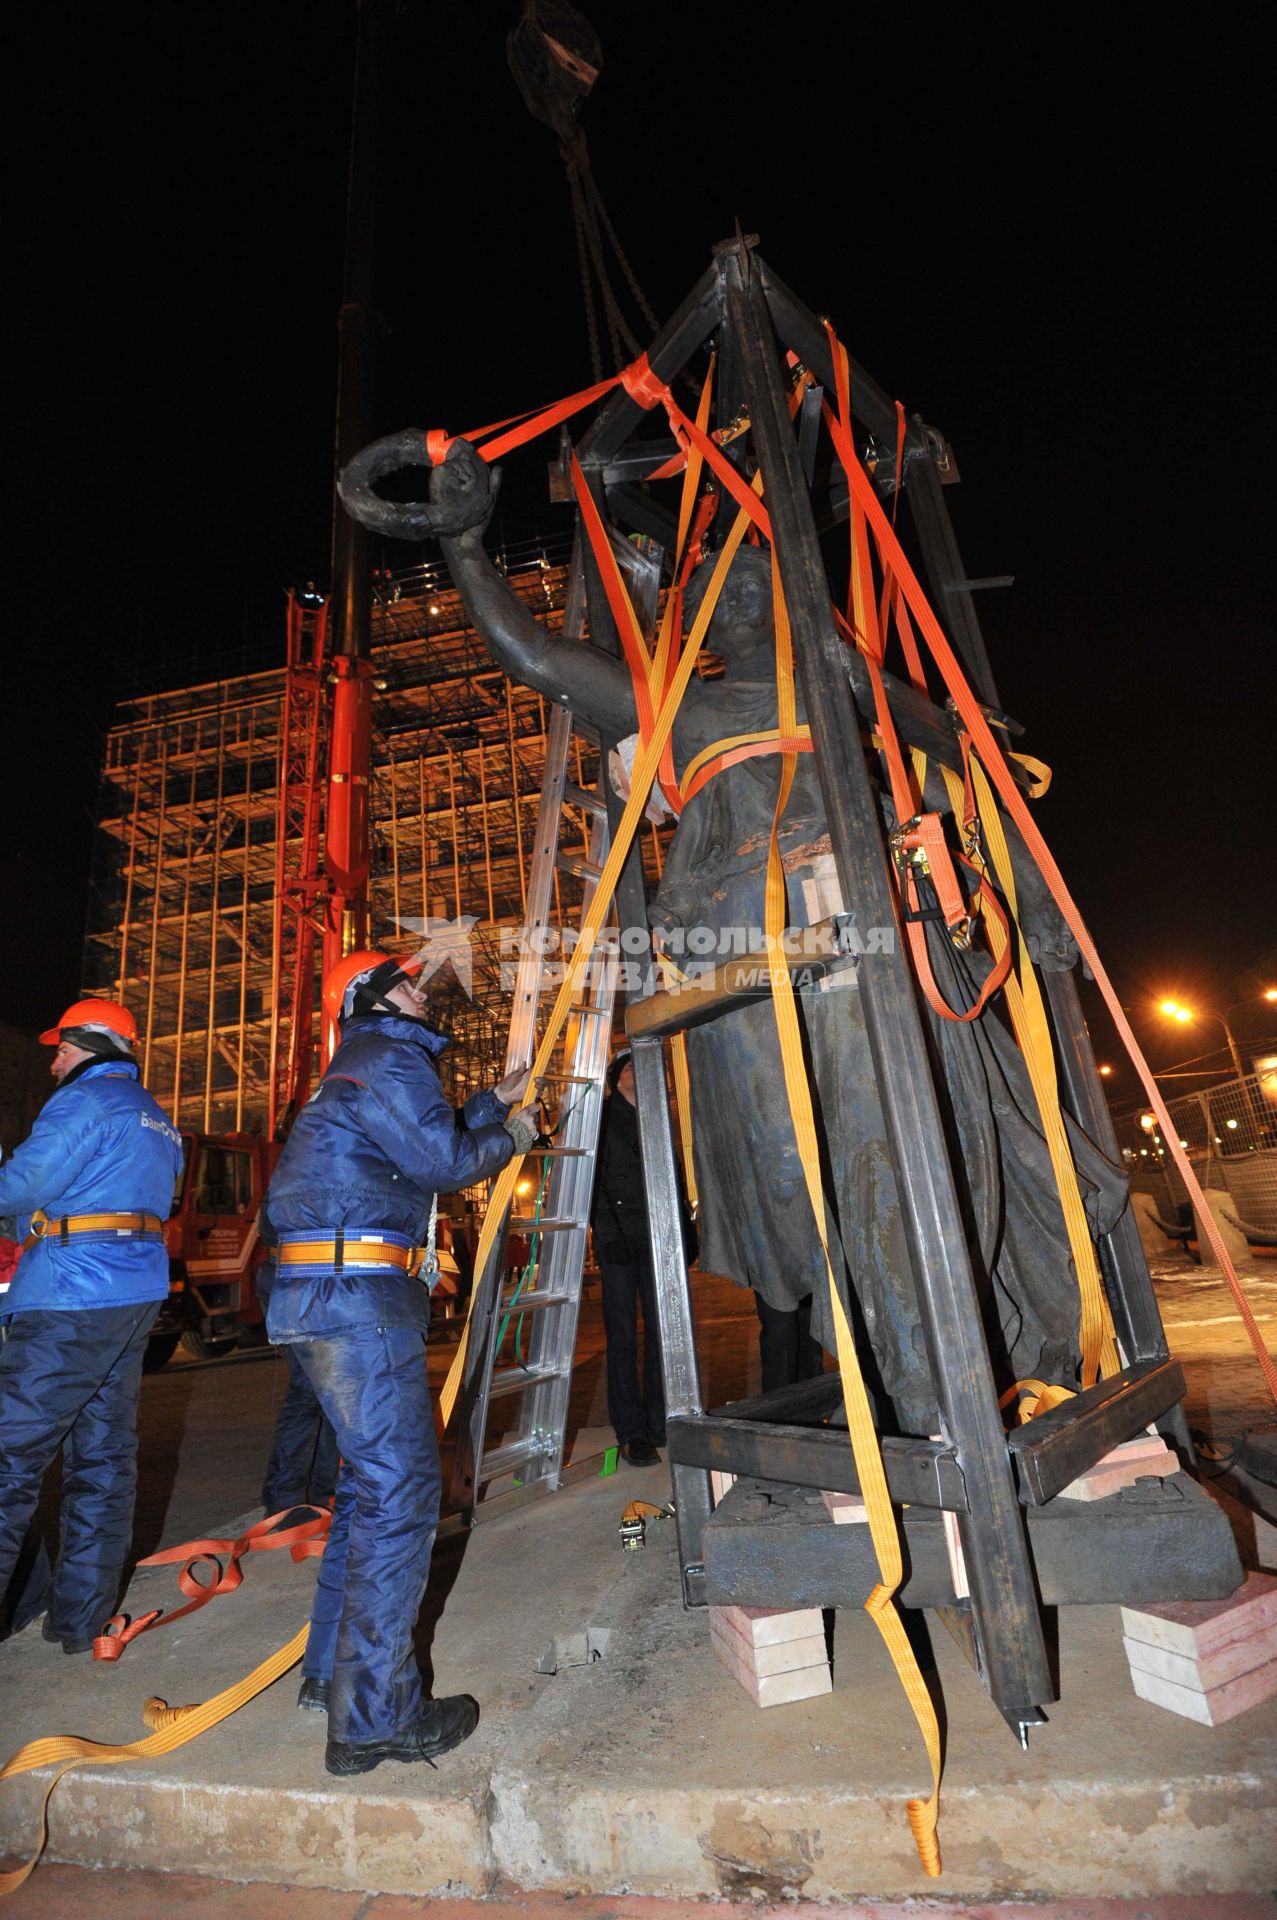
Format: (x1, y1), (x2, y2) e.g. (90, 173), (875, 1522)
(820, 318), (1276, 1405)
(93, 1508), (330, 1662)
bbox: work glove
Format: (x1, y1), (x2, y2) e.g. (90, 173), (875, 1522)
(502, 1106), (541, 1154)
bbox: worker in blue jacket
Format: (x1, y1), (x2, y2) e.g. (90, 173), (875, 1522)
(260, 949), (538, 1776)
(0, 999), (183, 1653)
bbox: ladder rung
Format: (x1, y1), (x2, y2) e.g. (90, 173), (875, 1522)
(563, 782), (607, 818)
(535, 1073), (594, 1084)
(487, 1363), (566, 1401)
(497, 1288), (573, 1313)
(480, 1436), (554, 1478)
(567, 1001), (610, 1016)
(526, 1145), (589, 1156)
(556, 851), (602, 881)
(507, 1216), (587, 1233)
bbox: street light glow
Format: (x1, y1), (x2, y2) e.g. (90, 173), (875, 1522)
(1159, 999), (1193, 1024)
(1098, 1063), (1113, 1076)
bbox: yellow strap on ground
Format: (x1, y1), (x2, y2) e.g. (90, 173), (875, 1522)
(440, 485), (763, 1430)
(763, 559), (942, 1877)
(0, 1624), (308, 1900)
(943, 757), (1118, 1385)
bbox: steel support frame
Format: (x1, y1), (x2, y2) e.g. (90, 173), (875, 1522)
(725, 245), (1053, 1722)
(903, 448), (1193, 1463)
(556, 236), (1199, 1724)
(576, 481), (719, 1607)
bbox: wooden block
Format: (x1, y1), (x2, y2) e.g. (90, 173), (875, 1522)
(1130, 1653), (1277, 1726)
(820, 1488), (867, 1524)
(710, 1613), (828, 1677)
(710, 1470), (736, 1508)
(1124, 1618), (1277, 1693)
(1060, 1437), (1178, 1502)
(709, 1602), (824, 1648)
(1121, 1571), (1277, 1659)
(710, 1624), (832, 1707)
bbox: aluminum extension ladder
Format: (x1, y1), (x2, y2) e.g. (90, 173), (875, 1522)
(447, 533), (661, 1517)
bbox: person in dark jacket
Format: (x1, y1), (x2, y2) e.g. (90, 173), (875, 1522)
(0, 999), (183, 1653)
(260, 950), (537, 1777)
(590, 1049), (685, 1468)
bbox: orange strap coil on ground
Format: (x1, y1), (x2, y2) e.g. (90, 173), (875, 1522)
(93, 1507), (330, 1661)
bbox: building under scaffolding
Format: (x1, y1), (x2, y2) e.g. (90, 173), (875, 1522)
(83, 534), (665, 1134)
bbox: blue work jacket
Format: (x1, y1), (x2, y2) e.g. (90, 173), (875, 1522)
(0, 1058), (183, 1313)
(261, 1013), (513, 1340)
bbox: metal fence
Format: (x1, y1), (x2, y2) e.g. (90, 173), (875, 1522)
(1118, 1069), (1277, 1247)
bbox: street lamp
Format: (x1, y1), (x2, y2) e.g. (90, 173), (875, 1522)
(1156, 999), (1263, 1079)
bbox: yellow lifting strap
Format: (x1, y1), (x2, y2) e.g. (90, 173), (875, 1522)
(763, 559), (942, 1876)
(439, 484), (762, 1429)
(940, 755), (1119, 1387)
(0, 1625), (308, 1900)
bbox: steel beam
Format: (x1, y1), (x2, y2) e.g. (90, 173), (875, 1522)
(1044, 968), (1195, 1461)
(903, 450), (1000, 710)
(1007, 1358), (1187, 1504)
(576, 472), (714, 1604)
(576, 266), (722, 471)
(724, 241), (1052, 1720)
(758, 256), (925, 455)
(666, 1414), (967, 1513)
(900, 428), (1193, 1467)
(711, 1374), (844, 1423)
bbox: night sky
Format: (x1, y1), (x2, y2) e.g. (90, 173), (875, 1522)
(5, 4), (1274, 1101)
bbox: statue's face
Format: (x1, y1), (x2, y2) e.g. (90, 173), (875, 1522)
(689, 551), (774, 657)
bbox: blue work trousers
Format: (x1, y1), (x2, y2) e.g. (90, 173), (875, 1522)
(0, 1303), (159, 1642)
(290, 1325), (439, 1744)
(261, 1347), (339, 1512)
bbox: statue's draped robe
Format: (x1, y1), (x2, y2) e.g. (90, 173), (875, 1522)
(658, 678), (1127, 1436)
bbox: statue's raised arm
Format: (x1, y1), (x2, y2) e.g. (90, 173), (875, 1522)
(444, 442), (643, 738)
(339, 434), (638, 737)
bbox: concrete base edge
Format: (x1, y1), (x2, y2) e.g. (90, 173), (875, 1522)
(4, 1762), (1275, 1901)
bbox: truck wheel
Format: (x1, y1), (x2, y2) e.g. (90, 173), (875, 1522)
(143, 1331), (181, 1372)
(180, 1329), (238, 1361)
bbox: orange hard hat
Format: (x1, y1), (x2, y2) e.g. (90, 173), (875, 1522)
(321, 950), (421, 1026)
(39, 998), (138, 1049)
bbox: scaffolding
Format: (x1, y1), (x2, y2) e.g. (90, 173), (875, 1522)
(83, 533), (666, 1132)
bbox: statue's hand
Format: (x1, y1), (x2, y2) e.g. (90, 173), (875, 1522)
(1023, 912), (1079, 974)
(337, 429), (500, 543)
(429, 438), (500, 536)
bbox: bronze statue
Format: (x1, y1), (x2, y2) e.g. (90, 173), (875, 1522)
(367, 437), (1127, 1436)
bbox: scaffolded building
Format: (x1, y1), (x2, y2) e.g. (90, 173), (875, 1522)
(83, 533), (665, 1133)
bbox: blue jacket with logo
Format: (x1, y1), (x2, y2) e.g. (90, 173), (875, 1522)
(0, 1058), (183, 1313)
(261, 1014), (513, 1340)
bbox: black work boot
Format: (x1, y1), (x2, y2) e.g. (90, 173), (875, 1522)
(325, 1695), (479, 1776)
(297, 1676), (331, 1712)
